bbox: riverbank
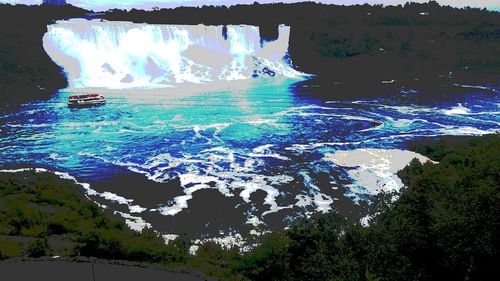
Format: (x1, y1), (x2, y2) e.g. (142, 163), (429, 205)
(1, 134), (498, 280)
(0, 4), (87, 105)
(233, 133), (500, 280)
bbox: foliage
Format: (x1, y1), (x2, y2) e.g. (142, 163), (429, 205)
(0, 133), (498, 280)
(24, 238), (52, 258)
(1, 2), (499, 105)
(233, 134), (500, 281)
(0, 240), (23, 259)
(233, 234), (290, 281)
(187, 242), (241, 279)
(0, 170), (189, 263)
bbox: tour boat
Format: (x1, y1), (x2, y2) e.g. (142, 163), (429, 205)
(67, 94), (106, 108)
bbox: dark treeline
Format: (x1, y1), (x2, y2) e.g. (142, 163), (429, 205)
(1, 135), (498, 280)
(1, 2), (499, 280)
(1, 2), (499, 104)
(0, 4), (86, 103)
(103, 1), (500, 86)
(229, 134), (500, 281)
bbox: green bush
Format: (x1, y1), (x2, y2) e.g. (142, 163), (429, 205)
(24, 238), (52, 258)
(189, 241), (241, 279)
(0, 240), (22, 258)
(234, 234), (290, 281)
(126, 230), (189, 264)
(74, 231), (123, 259)
(47, 222), (68, 235)
(235, 135), (500, 281)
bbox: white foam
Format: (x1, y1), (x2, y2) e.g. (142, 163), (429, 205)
(238, 178), (281, 212)
(249, 229), (271, 237)
(442, 103), (471, 115)
(298, 170), (334, 212)
(453, 83), (494, 91)
(246, 215), (265, 227)
(193, 123), (231, 138)
(295, 194), (313, 208)
(161, 234), (179, 245)
(439, 126), (495, 135)
(114, 211), (152, 232)
(360, 214), (372, 227)
(179, 174), (218, 186)
(325, 149), (433, 197)
(245, 117), (279, 126)
(129, 205), (147, 213)
(313, 193), (333, 213)
(189, 245), (199, 255)
(100, 191), (133, 205)
(378, 104), (437, 115)
(249, 144), (290, 160)
(135, 145), (296, 218)
(252, 144), (274, 154)
(49, 153), (70, 160)
(190, 232), (250, 254)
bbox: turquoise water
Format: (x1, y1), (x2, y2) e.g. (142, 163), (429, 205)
(0, 79), (498, 238)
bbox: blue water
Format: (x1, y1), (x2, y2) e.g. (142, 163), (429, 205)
(0, 79), (498, 237)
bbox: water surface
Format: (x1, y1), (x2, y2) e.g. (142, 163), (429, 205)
(0, 79), (498, 241)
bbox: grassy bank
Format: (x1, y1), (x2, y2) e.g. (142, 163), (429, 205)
(1, 134), (498, 280)
(0, 170), (188, 264)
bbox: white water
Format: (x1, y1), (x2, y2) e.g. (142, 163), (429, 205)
(43, 19), (303, 89)
(324, 149), (433, 198)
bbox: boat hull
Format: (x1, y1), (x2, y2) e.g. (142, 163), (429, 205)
(67, 93), (106, 108)
(68, 100), (106, 108)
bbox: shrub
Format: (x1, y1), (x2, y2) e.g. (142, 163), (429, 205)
(235, 234), (290, 281)
(24, 238), (52, 258)
(47, 222), (68, 235)
(74, 231), (124, 259)
(234, 135), (500, 281)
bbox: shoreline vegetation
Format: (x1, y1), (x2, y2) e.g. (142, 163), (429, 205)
(1, 134), (498, 280)
(0, 1), (499, 105)
(0, 1), (499, 280)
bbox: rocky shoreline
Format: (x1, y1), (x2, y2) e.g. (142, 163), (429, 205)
(0, 136), (455, 248)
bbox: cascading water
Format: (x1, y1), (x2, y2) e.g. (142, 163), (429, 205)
(43, 19), (303, 89)
(1, 17), (493, 247)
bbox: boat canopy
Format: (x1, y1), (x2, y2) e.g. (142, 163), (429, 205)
(68, 94), (101, 100)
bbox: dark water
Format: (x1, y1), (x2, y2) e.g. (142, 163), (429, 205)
(0, 78), (498, 244)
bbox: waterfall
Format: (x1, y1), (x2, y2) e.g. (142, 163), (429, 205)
(43, 19), (304, 89)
